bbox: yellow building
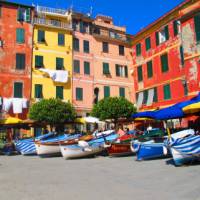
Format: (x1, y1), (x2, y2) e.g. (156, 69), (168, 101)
(32, 6), (72, 102)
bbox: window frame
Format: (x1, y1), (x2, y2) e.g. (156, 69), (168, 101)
(16, 53), (25, 70)
(14, 82), (23, 98)
(76, 87), (83, 101)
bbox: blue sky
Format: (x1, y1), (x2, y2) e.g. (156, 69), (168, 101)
(10, 0), (185, 34)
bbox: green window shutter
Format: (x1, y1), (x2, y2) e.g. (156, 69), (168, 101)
(119, 87), (125, 97)
(164, 25), (169, 40)
(38, 30), (45, 43)
(35, 55), (43, 68)
(80, 21), (84, 33)
(103, 63), (110, 75)
(76, 88), (83, 101)
(137, 65), (143, 82)
(124, 66), (128, 77)
(194, 13), (200, 43)
(145, 37), (151, 51)
(104, 86), (110, 98)
(161, 54), (169, 72)
(35, 84), (43, 98)
(25, 8), (31, 22)
(84, 61), (90, 75)
(136, 43), (141, 56)
(73, 38), (79, 51)
(163, 84), (171, 100)
(17, 8), (24, 21)
(143, 90), (148, 105)
(153, 87), (158, 102)
(58, 33), (65, 46)
(16, 28), (25, 43)
(155, 32), (159, 46)
(115, 64), (120, 76)
(173, 20), (178, 36)
(14, 82), (23, 98)
(16, 53), (25, 69)
(147, 60), (153, 78)
(56, 57), (63, 70)
(56, 86), (63, 99)
(83, 40), (89, 53)
(73, 60), (80, 73)
(180, 46), (184, 66)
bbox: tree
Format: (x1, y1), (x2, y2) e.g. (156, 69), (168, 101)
(29, 98), (76, 130)
(91, 97), (136, 126)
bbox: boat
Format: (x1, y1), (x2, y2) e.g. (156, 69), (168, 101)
(60, 132), (118, 159)
(15, 132), (54, 155)
(165, 129), (200, 166)
(35, 133), (81, 157)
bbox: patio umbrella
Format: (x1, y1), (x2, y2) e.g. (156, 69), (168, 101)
(182, 102), (200, 114)
(0, 117), (23, 125)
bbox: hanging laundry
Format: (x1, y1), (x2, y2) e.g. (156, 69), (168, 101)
(22, 98), (28, 108)
(12, 98), (23, 114)
(0, 97), (2, 106)
(3, 98), (12, 112)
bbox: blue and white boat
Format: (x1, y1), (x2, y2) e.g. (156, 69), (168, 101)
(60, 132), (118, 159)
(15, 132), (54, 155)
(132, 140), (168, 161)
(168, 134), (200, 166)
(35, 133), (81, 157)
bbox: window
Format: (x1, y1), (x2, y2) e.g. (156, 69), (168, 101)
(136, 43), (141, 56)
(161, 53), (169, 72)
(194, 13), (200, 43)
(35, 55), (43, 68)
(147, 60), (153, 78)
(119, 45), (124, 55)
(16, 53), (25, 70)
(58, 33), (65, 46)
(73, 38), (79, 51)
(16, 28), (25, 43)
(137, 65), (143, 82)
(56, 57), (63, 70)
(163, 84), (171, 100)
(38, 30), (45, 43)
(102, 42), (109, 53)
(0, 6), (2, 18)
(115, 64), (128, 77)
(17, 7), (31, 22)
(73, 60), (80, 73)
(14, 82), (23, 98)
(173, 20), (179, 36)
(83, 40), (89, 53)
(56, 86), (63, 99)
(103, 63), (110, 75)
(143, 90), (148, 105)
(153, 87), (158, 102)
(119, 87), (125, 97)
(180, 46), (184, 66)
(84, 61), (90, 75)
(156, 25), (169, 45)
(35, 84), (43, 98)
(104, 86), (110, 98)
(145, 37), (151, 51)
(76, 88), (83, 101)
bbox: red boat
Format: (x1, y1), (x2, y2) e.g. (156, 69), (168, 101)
(107, 143), (133, 157)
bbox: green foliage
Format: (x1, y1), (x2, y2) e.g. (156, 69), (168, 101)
(29, 98), (76, 126)
(91, 97), (136, 122)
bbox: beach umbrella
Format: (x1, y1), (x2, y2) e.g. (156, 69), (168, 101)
(182, 102), (200, 114)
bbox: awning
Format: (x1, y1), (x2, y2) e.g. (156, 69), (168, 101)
(136, 92), (143, 108)
(0, 117), (23, 125)
(75, 117), (100, 124)
(183, 102), (200, 114)
(131, 110), (156, 119)
(146, 88), (154, 106)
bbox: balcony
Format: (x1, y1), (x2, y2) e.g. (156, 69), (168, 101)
(36, 6), (67, 16)
(34, 18), (72, 30)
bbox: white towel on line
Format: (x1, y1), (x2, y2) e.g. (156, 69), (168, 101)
(12, 98), (23, 114)
(3, 98), (12, 112)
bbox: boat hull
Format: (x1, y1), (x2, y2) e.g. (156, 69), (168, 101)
(107, 143), (133, 157)
(35, 143), (61, 157)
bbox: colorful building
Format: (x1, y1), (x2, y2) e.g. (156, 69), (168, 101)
(131, 0), (200, 112)
(0, 1), (34, 119)
(72, 13), (134, 116)
(32, 6), (72, 102)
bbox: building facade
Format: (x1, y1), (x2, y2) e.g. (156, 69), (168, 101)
(131, 0), (200, 112)
(0, 1), (34, 119)
(72, 13), (134, 116)
(32, 6), (73, 103)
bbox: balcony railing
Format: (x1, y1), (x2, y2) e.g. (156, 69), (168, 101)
(36, 6), (67, 16)
(34, 18), (72, 30)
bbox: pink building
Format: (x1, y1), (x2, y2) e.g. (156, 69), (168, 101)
(72, 13), (134, 116)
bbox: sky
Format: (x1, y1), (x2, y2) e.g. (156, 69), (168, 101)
(9, 0), (185, 34)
